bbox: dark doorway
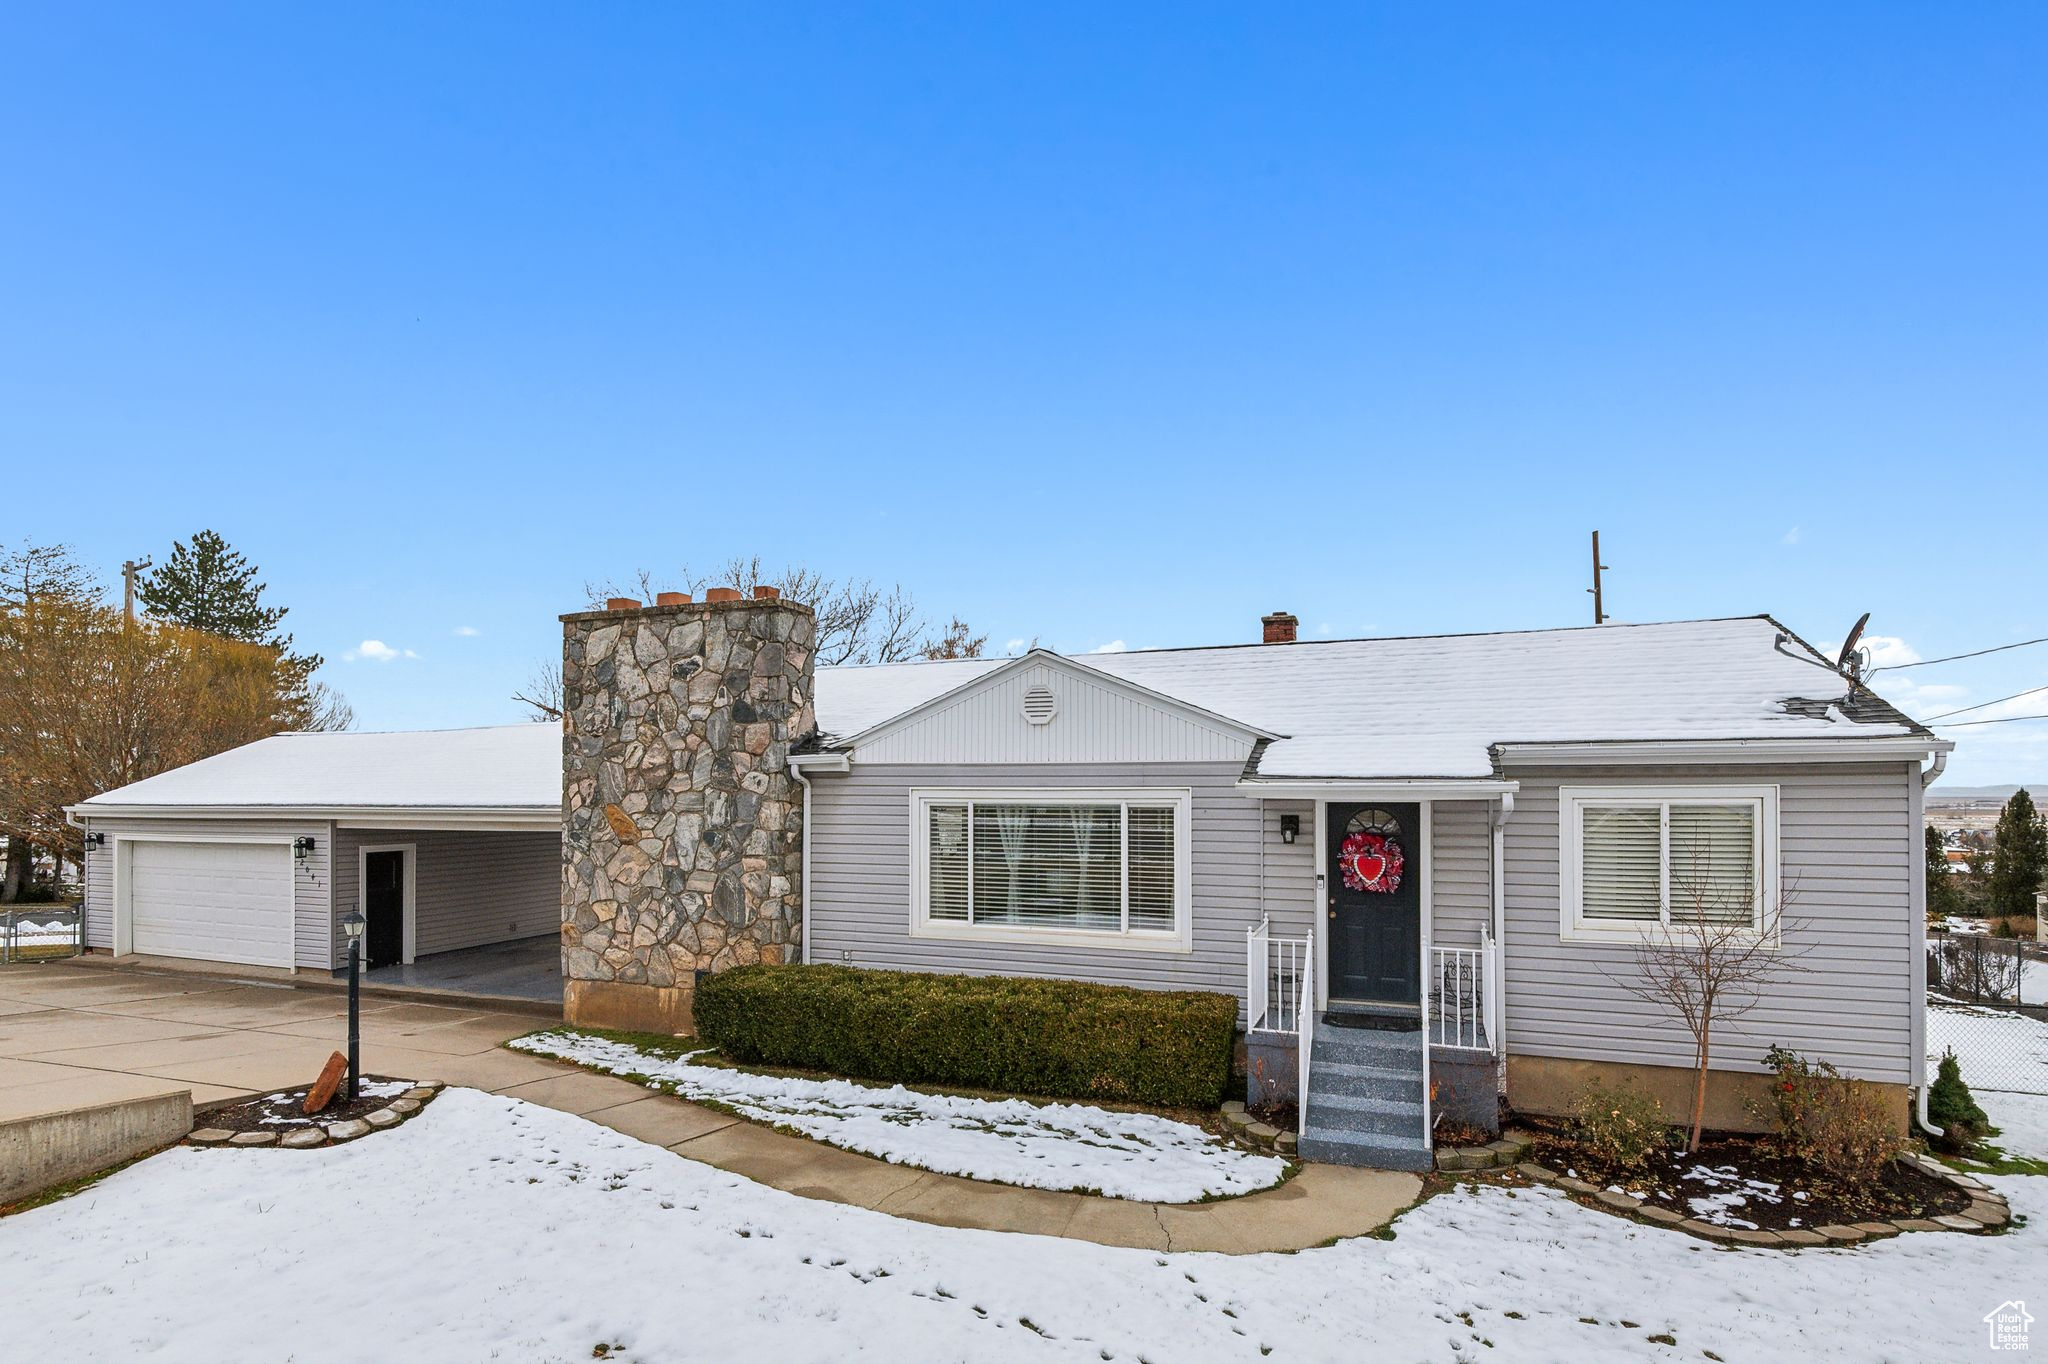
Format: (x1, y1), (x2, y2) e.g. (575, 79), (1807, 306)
(364, 849), (405, 969)
(1326, 802), (1422, 1007)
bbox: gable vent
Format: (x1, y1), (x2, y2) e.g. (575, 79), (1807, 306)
(1022, 683), (1058, 725)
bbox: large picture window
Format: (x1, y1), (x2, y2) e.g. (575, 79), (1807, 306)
(912, 790), (1191, 949)
(1559, 785), (1779, 941)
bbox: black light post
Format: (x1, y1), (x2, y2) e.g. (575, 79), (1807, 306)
(340, 909), (365, 1102)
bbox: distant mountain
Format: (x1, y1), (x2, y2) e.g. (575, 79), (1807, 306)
(1928, 784), (2043, 801)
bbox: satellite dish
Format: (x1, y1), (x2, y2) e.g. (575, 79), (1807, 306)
(1837, 612), (1871, 678)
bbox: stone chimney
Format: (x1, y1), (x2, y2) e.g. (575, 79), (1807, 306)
(1261, 611), (1298, 644)
(559, 590), (816, 1033)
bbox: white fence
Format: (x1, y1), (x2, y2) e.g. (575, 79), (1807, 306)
(1246, 915), (1310, 1035)
(1429, 930), (1500, 1052)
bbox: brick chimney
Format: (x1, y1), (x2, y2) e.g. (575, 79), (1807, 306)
(558, 590), (816, 1033)
(1261, 611), (1298, 644)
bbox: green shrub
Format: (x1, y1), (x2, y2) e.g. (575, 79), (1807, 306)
(1568, 1081), (1672, 1167)
(1925, 1049), (1997, 1155)
(693, 964), (1237, 1109)
(1758, 1045), (1906, 1184)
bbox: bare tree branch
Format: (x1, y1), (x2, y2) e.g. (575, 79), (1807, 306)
(1608, 852), (1807, 1152)
(513, 660), (564, 722)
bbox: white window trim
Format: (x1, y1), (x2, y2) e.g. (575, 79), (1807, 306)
(908, 787), (1195, 953)
(1558, 784), (1781, 945)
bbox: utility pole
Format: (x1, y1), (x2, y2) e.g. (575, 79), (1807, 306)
(120, 557), (151, 626)
(1588, 531), (1609, 624)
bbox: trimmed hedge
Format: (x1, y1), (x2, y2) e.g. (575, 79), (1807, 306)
(694, 964), (1237, 1110)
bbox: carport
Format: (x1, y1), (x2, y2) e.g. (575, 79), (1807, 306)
(66, 725), (563, 1004)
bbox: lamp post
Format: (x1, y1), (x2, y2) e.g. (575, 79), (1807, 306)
(339, 909), (365, 1102)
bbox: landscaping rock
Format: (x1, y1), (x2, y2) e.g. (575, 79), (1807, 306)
(1775, 1229), (1826, 1246)
(280, 1129), (328, 1149)
(228, 1131), (277, 1147)
(1851, 1221), (1898, 1238)
(1638, 1206), (1684, 1225)
(1274, 1132), (1297, 1155)
(1221, 1100), (1247, 1120)
(1932, 1215), (1981, 1232)
(388, 1097), (422, 1115)
(1814, 1224), (1866, 1242)
(1595, 1190), (1638, 1212)
(188, 1128), (234, 1145)
(1679, 1219), (1725, 1240)
(402, 1087), (438, 1101)
(365, 1108), (401, 1128)
(1517, 1162), (1556, 1183)
(1724, 1228), (1782, 1246)
(1556, 1176), (1598, 1195)
(326, 1119), (371, 1141)
(1245, 1121), (1280, 1145)
(1966, 1200), (2010, 1228)
(1890, 1219), (1945, 1233)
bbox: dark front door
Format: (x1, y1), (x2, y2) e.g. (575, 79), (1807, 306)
(364, 850), (405, 969)
(1326, 802), (1422, 1006)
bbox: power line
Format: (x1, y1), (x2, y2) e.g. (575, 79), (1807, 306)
(1933, 712), (2048, 728)
(1870, 635), (2048, 674)
(1922, 683), (2048, 723)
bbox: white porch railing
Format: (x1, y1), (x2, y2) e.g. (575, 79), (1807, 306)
(1244, 915), (1310, 1035)
(1298, 924), (1315, 1128)
(1429, 929), (1501, 1052)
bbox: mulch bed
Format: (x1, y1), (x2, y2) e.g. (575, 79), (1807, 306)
(197, 1077), (418, 1135)
(1523, 1122), (1969, 1231)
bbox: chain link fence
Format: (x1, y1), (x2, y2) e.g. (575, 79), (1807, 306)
(1927, 929), (2047, 1096)
(1, 906), (85, 963)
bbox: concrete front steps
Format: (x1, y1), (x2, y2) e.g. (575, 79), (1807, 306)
(1296, 1016), (1433, 1172)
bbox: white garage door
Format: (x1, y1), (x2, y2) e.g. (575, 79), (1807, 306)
(129, 841), (293, 967)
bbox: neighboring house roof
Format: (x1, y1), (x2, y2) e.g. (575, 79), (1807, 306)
(816, 615), (1941, 780)
(76, 724), (560, 814)
(72, 614), (1945, 816)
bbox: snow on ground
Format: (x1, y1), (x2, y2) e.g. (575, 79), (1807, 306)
(3, 1089), (2042, 1363)
(1928, 1003), (2048, 1159)
(5, 917), (78, 944)
(510, 1029), (1284, 1202)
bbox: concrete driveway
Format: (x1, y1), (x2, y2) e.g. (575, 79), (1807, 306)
(0, 959), (583, 1122)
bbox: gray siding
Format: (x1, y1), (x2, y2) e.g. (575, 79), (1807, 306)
(77, 815), (334, 971)
(1430, 800), (1493, 948)
(855, 659), (1259, 766)
(1258, 799), (1317, 938)
(1498, 761), (1917, 1084)
(807, 773), (1500, 1013)
(807, 763), (1265, 1000)
(329, 827), (560, 968)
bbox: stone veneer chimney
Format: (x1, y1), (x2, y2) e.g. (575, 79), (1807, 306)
(559, 589), (816, 1033)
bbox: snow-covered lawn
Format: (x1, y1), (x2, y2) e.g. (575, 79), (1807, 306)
(4, 1089), (2042, 1363)
(1928, 1002), (2048, 1159)
(509, 1028), (1284, 1202)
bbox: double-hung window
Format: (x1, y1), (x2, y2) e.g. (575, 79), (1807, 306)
(1560, 785), (1779, 941)
(911, 789), (1192, 950)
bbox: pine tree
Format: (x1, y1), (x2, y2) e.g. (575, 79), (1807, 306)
(136, 530), (349, 733)
(1925, 1049), (1995, 1154)
(1987, 788), (2048, 921)
(1926, 825), (1965, 921)
(137, 530), (295, 650)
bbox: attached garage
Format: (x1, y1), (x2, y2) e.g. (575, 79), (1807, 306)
(125, 840), (294, 968)
(69, 726), (563, 991)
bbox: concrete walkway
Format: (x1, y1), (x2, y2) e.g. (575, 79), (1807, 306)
(0, 959), (1421, 1252)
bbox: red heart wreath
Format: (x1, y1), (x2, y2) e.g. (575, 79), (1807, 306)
(1339, 830), (1404, 894)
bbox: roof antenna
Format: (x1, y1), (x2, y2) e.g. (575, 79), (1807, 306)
(1837, 612), (1871, 681)
(1586, 531), (1609, 624)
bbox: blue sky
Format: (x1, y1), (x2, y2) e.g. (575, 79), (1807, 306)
(3, 5), (2043, 783)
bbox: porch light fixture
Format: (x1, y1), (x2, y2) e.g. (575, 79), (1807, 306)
(1280, 814), (1300, 845)
(292, 835), (317, 862)
(82, 832), (106, 849)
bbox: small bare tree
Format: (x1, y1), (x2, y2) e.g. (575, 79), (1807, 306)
(513, 660), (563, 722)
(1614, 859), (1805, 1153)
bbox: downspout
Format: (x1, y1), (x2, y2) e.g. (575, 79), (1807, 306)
(1914, 749), (1947, 1137)
(1490, 792), (1515, 1078)
(786, 752), (851, 967)
(790, 762), (815, 966)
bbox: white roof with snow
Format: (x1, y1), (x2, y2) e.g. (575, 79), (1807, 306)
(76, 616), (1936, 813)
(80, 724), (561, 811)
(814, 615), (1932, 780)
